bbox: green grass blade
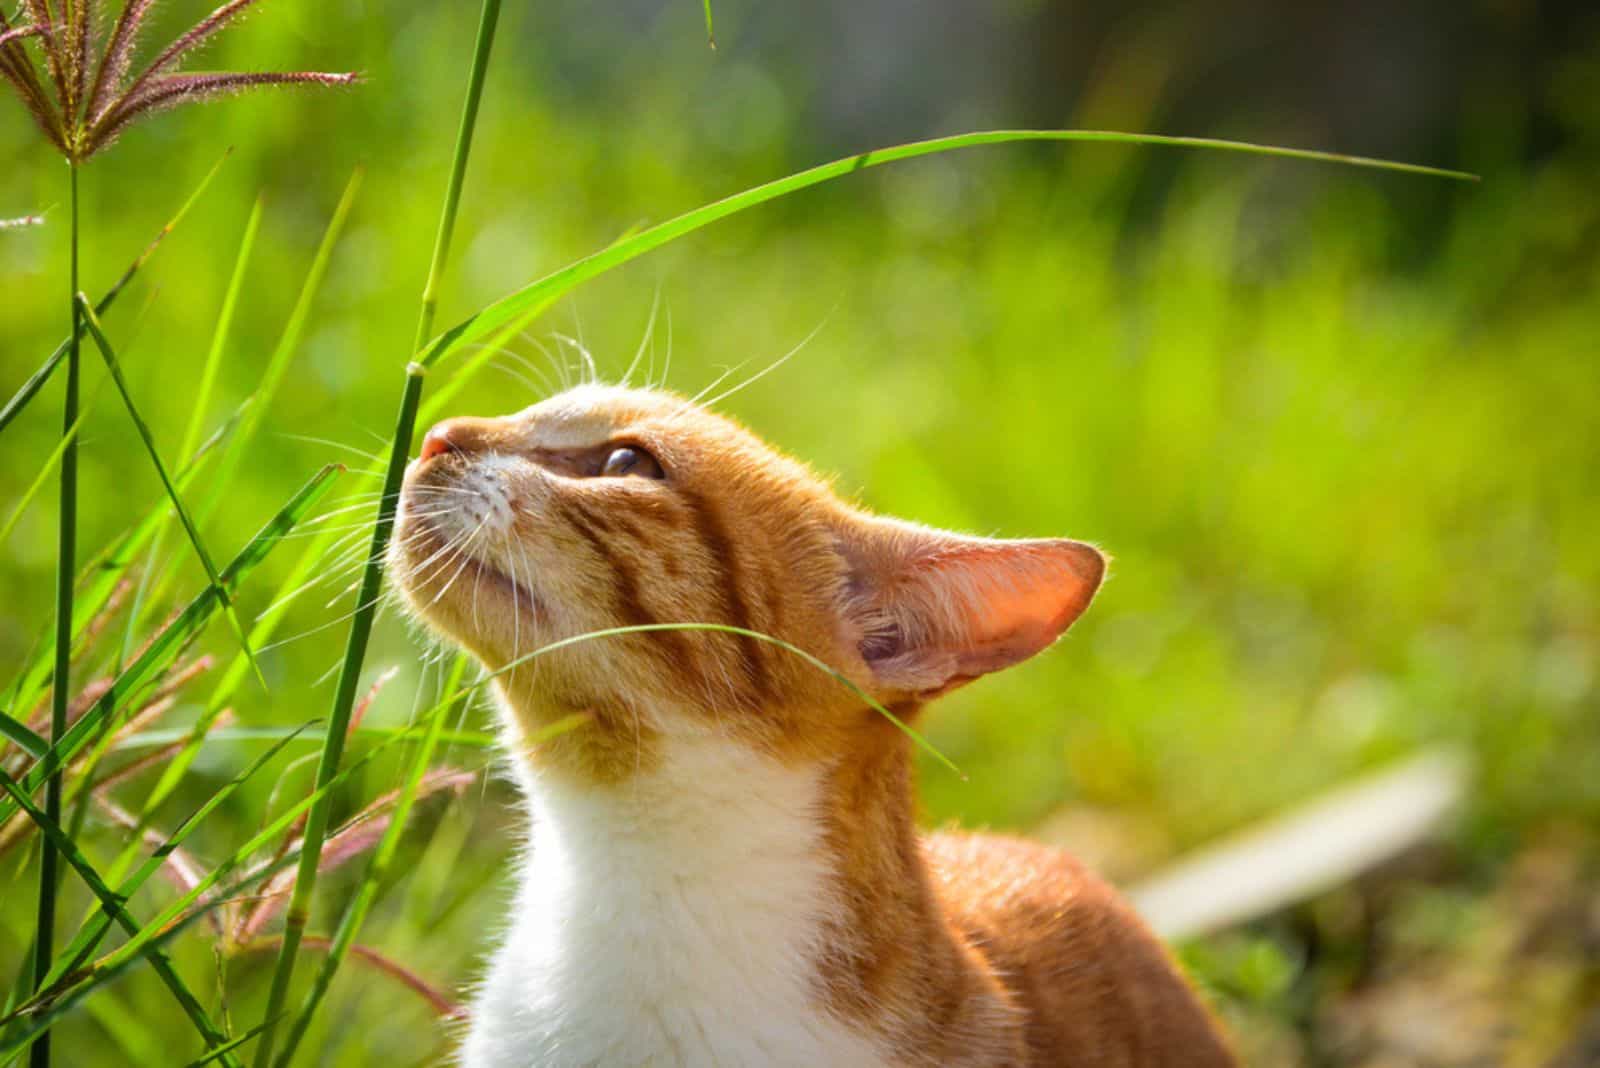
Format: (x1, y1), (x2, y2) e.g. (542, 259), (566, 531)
(183, 1020), (278, 1068)
(2, 705), (584, 1054)
(0, 382), (104, 547)
(0, 716), (48, 760)
(182, 197), (261, 463)
(273, 656), (470, 1066)
(499, 622), (963, 776)
(253, 3), (502, 1051)
(0, 465), (342, 828)
(3, 406), (242, 717)
(32, 726), (312, 997)
(76, 297), (266, 690)
(418, 129), (1477, 371)
(702, 0), (716, 49)
(198, 170), (363, 529)
(0, 149), (230, 439)
(0, 766), (242, 1066)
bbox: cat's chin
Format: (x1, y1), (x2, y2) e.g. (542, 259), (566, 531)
(392, 513), (544, 656)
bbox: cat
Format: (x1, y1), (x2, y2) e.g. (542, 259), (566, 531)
(389, 383), (1235, 1067)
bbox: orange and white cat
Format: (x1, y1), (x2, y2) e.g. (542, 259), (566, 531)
(390, 384), (1234, 1067)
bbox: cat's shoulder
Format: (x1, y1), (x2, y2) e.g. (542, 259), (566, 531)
(922, 830), (1235, 1066)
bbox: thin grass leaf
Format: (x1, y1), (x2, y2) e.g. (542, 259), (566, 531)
(199, 169), (362, 527)
(274, 658), (470, 1064)
(0, 716), (48, 760)
(183, 1019), (279, 1068)
(26, 724), (313, 999)
(702, 0), (715, 49)
(254, 2), (501, 1049)
(0, 147), (230, 438)
(419, 129), (1478, 370)
(9, 707), (582, 1045)
(77, 295), (267, 689)
(0, 766), (243, 1066)
(4, 404), (242, 718)
(0, 465), (342, 828)
(247, 937), (464, 1021)
(121, 196), (263, 665)
(0, 379), (102, 546)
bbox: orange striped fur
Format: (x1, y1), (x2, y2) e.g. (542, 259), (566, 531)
(390, 384), (1234, 1066)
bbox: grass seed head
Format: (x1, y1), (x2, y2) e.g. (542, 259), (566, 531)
(0, 0), (357, 163)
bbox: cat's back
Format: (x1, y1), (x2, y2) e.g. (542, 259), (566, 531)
(923, 832), (1236, 1067)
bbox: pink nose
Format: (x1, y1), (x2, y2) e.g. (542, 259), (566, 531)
(419, 423), (457, 462)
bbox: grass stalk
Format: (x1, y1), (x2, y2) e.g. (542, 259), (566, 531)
(31, 160), (80, 1068)
(250, 5), (503, 1064)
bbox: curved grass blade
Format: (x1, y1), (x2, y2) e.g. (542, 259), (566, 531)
(0, 715), (48, 760)
(77, 297), (266, 689)
(0, 767), (242, 1066)
(417, 129), (1477, 370)
(0, 149), (230, 438)
(468, 622), (962, 777)
(198, 169), (362, 528)
(1, 707), (583, 1055)
(3, 405), (243, 717)
(0, 380), (104, 546)
(0, 465), (342, 828)
(273, 656), (470, 1065)
(31, 726), (312, 998)
(120, 197), (266, 659)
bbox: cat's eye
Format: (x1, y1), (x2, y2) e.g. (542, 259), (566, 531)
(600, 445), (664, 479)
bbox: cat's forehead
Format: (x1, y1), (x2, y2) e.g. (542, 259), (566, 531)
(515, 384), (696, 448)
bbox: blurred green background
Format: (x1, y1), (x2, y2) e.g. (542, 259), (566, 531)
(3, 0), (1599, 1063)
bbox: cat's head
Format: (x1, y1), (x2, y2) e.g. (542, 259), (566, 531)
(390, 385), (1103, 766)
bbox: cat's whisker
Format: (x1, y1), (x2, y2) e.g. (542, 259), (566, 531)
(621, 287), (663, 388)
(698, 317), (828, 412)
(278, 432), (388, 465)
(553, 331), (599, 388)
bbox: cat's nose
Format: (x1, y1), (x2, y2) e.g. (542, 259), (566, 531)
(420, 416), (504, 462)
(419, 422), (461, 462)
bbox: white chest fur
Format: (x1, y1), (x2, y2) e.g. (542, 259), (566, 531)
(461, 735), (886, 1068)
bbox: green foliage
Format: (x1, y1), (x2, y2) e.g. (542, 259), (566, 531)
(1, 2), (1596, 1065)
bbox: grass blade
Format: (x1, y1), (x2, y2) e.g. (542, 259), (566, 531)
(418, 128), (1478, 370)
(252, 3), (502, 1061)
(273, 657), (470, 1065)
(30, 727), (312, 998)
(0, 381), (103, 547)
(0, 465), (342, 828)
(1, 706), (583, 1055)
(0, 149), (229, 438)
(198, 170), (363, 529)
(76, 297), (266, 689)
(0, 716), (48, 760)
(3, 407), (241, 718)
(0, 765), (242, 1066)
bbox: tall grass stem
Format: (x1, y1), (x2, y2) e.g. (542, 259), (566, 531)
(32, 160), (80, 1068)
(251, 4), (502, 1063)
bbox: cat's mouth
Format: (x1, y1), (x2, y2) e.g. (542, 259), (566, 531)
(397, 511), (543, 629)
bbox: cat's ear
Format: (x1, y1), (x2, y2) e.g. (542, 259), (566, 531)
(836, 515), (1105, 699)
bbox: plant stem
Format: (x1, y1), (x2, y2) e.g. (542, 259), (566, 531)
(251, 11), (502, 1061)
(31, 160), (79, 1068)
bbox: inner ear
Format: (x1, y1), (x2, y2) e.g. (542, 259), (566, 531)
(837, 516), (1105, 699)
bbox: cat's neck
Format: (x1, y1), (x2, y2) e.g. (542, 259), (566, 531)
(469, 709), (1018, 1067)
